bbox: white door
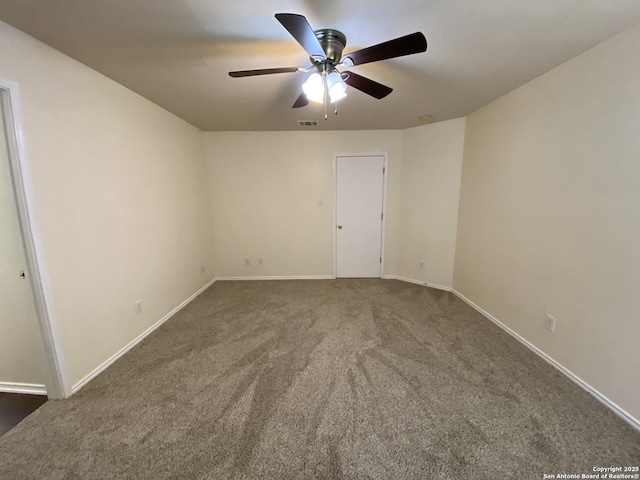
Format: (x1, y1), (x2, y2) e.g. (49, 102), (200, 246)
(0, 88), (45, 387)
(336, 155), (385, 278)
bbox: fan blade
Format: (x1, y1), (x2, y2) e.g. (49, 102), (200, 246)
(292, 92), (309, 108)
(229, 67), (300, 78)
(342, 32), (427, 67)
(343, 71), (393, 99)
(275, 13), (325, 58)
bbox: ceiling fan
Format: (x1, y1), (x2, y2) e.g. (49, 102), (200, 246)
(228, 13), (427, 113)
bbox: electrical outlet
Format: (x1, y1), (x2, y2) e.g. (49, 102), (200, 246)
(245, 258), (251, 266)
(419, 260), (425, 269)
(135, 300), (142, 314)
(200, 264), (205, 274)
(258, 258), (263, 265)
(546, 314), (556, 332)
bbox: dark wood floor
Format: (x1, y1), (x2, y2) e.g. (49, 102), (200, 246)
(0, 392), (47, 437)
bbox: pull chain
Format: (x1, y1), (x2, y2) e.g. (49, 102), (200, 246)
(324, 73), (328, 120)
(324, 90), (328, 120)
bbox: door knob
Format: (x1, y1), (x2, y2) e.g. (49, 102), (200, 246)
(337, 224), (343, 230)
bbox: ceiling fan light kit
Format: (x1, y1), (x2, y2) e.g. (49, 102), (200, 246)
(302, 70), (348, 105)
(228, 13), (427, 119)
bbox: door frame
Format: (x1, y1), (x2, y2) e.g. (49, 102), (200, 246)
(333, 152), (388, 279)
(0, 78), (70, 399)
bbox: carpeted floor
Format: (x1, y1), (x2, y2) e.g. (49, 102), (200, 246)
(1, 279), (638, 479)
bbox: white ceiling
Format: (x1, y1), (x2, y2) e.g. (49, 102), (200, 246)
(1, 0), (639, 131)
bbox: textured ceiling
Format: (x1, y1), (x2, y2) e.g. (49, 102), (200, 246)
(1, 0), (639, 131)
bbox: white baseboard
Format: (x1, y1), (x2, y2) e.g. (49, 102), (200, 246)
(72, 278), (216, 394)
(452, 289), (640, 433)
(383, 274), (452, 292)
(215, 275), (333, 281)
(0, 382), (47, 395)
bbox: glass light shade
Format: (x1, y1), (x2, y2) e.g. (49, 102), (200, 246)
(327, 71), (347, 103)
(302, 72), (324, 103)
(329, 82), (347, 103)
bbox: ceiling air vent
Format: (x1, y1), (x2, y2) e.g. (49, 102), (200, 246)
(297, 120), (318, 127)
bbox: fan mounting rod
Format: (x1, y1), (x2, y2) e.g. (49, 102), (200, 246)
(314, 29), (347, 64)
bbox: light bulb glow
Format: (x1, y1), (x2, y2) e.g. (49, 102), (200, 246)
(329, 82), (347, 102)
(302, 72), (324, 103)
(327, 71), (347, 103)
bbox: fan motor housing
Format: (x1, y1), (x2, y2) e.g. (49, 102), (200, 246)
(314, 29), (347, 63)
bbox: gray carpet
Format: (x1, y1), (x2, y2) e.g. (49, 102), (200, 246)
(1, 280), (638, 479)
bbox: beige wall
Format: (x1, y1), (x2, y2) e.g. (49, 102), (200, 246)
(204, 131), (402, 278)
(396, 119), (465, 288)
(0, 21), (214, 387)
(454, 24), (640, 420)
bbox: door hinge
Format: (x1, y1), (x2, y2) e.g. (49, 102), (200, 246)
(380, 257), (382, 264)
(381, 213), (383, 220)
(383, 166), (385, 174)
